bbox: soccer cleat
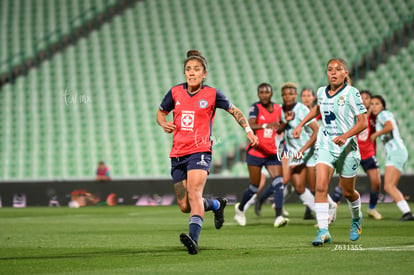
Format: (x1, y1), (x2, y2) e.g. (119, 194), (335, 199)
(274, 215), (289, 228)
(328, 202), (337, 224)
(254, 198), (263, 216)
(312, 229), (332, 246)
(367, 208), (382, 220)
(400, 212), (414, 221)
(234, 203), (246, 226)
(350, 215), (362, 241)
(180, 233), (198, 255)
(214, 197), (228, 229)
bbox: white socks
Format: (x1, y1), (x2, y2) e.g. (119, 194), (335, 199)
(299, 188), (315, 212)
(244, 193), (257, 212)
(396, 200), (411, 214)
(327, 194), (336, 207)
(347, 197), (361, 219)
(315, 202), (329, 230)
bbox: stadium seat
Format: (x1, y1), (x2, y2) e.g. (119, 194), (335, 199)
(0, 0), (413, 178)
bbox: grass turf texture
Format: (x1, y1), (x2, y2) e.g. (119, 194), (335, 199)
(1, 203), (413, 274)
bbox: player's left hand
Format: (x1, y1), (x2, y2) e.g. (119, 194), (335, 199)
(247, 132), (259, 147)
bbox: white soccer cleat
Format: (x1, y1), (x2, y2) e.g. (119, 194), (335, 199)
(367, 208), (382, 220)
(328, 202), (337, 224)
(274, 215), (289, 228)
(234, 203), (246, 226)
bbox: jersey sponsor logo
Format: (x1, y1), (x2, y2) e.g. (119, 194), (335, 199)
(260, 115), (266, 121)
(337, 96), (345, 106)
(181, 110), (195, 131)
(263, 128), (273, 138)
(358, 128), (369, 141)
(324, 111), (337, 125)
(176, 100), (181, 106)
(198, 99), (208, 109)
(196, 154), (209, 167)
(358, 103), (365, 111)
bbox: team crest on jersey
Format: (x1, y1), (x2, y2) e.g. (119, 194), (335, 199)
(337, 96), (345, 106)
(181, 110), (195, 131)
(198, 99), (208, 109)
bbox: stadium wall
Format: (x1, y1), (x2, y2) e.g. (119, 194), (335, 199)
(0, 175), (413, 207)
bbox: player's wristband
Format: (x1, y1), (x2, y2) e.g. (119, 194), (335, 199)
(262, 123), (267, 129)
(281, 118), (287, 124)
(245, 126), (253, 134)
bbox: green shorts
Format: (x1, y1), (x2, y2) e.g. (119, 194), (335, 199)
(386, 147), (408, 172)
(315, 147), (360, 178)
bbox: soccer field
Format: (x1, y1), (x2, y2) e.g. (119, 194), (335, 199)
(1, 203), (413, 274)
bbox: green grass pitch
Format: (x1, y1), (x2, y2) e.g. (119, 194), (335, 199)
(1, 203), (413, 274)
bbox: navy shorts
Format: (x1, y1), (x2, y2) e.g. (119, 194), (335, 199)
(360, 155), (379, 172)
(171, 152), (211, 183)
(246, 152), (281, 167)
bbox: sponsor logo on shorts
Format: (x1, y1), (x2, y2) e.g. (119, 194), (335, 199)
(197, 154), (209, 167)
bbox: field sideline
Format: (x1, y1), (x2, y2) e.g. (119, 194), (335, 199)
(1, 203), (413, 274)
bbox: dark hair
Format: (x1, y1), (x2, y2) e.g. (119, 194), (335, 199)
(300, 87), (315, 97)
(257, 82), (273, 93)
(360, 89), (372, 97)
(327, 58), (352, 86)
(184, 50), (207, 72)
(371, 95), (387, 110)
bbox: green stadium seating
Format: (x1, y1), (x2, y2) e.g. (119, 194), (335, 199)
(0, 0), (413, 179)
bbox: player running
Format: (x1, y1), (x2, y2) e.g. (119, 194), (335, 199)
(277, 82), (337, 223)
(370, 95), (414, 221)
(356, 90), (383, 219)
(293, 58), (367, 246)
(234, 83), (288, 228)
(157, 50), (258, 254)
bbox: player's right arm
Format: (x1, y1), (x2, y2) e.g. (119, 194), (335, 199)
(156, 110), (176, 133)
(157, 89), (176, 134)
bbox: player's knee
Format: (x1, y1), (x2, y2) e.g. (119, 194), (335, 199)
(178, 203), (190, 213)
(315, 183), (328, 194)
(342, 188), (353, 198)
(383, 183), (393, 194)
(293, 184), (305, 194)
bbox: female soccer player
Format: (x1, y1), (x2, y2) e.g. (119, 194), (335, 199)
(234, 83), (288, 228)
(356, 90), (382, 220)
(301, 87), (317, 109)
(370, 95), (414, 221)
(277, 82), (337, 222)
(301, 87), (321, 121)
(157, 50), (258, 254)
(293, 58), (368, 246)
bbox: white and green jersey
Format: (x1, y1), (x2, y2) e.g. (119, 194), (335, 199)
(283, 102), (315, 154)
(376, 110), (407, 154)
(316, 83), (366, 156)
